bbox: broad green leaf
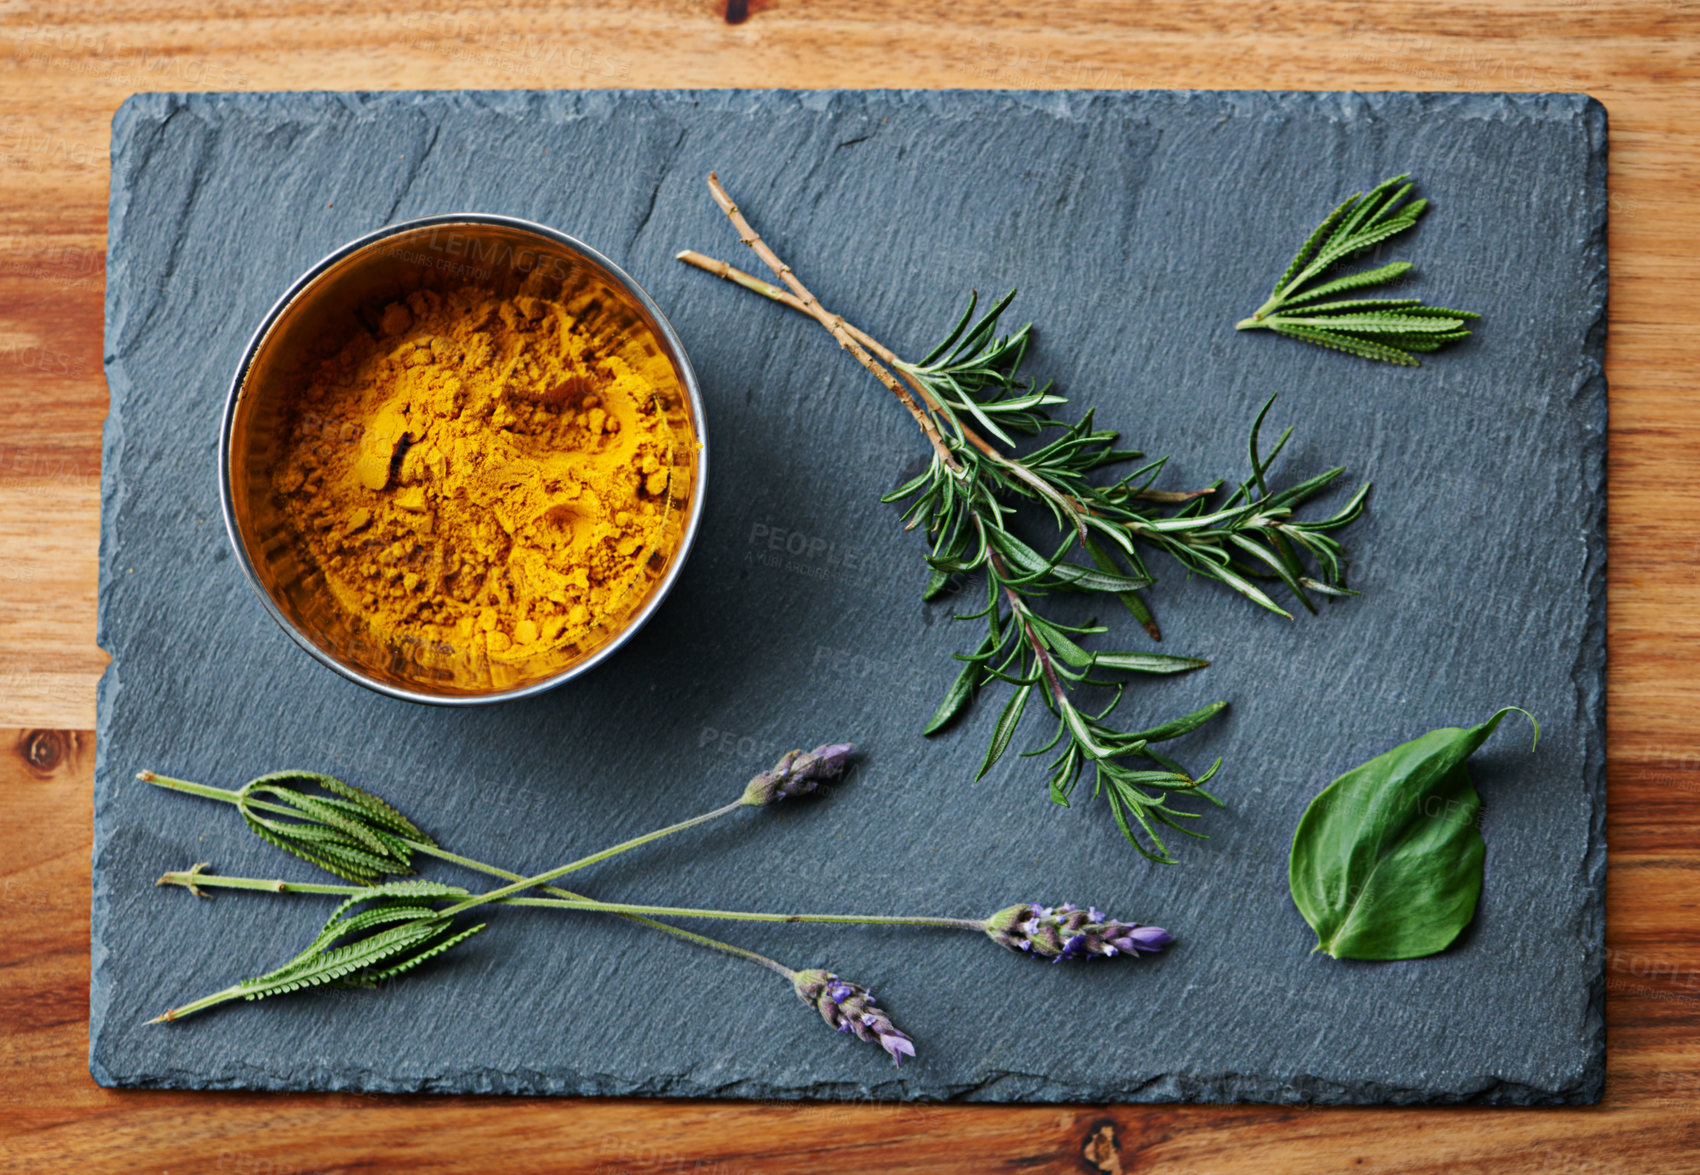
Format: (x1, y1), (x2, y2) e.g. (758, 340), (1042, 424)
(1288, 707), (1538, 961)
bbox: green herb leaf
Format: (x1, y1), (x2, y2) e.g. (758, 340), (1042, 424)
(1237, 174), (1477, 366)
(1091, 651), (1209, 675)
(923, 633), (992, 735)
(1287, 707), (1538, 960)
(978, 684), (1032, 779)
(1128, 700), (1229, 743)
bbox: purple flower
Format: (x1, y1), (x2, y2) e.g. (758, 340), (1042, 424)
(983, 902), (1172, 962)
(740, 744), (857, 806)
(791, 968), (915, 1066)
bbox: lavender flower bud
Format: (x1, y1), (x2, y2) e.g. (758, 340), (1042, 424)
(740, 743), (856, 806)
(791, 968), (915, 1066)
(984, 902), (1173, 963)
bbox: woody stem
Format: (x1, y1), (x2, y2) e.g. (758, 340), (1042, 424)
(677, 246), (992, 460)
(676, 242), (1090, 535)
(698, 173), (961, 474)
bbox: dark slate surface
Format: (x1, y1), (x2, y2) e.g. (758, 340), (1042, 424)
(95, 89), (1608, 1104)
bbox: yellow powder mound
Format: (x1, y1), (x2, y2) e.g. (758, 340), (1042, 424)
(275, 285), (681, 671)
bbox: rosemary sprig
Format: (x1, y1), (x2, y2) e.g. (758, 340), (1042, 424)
(679, 174), (1368, 862)
(1235, 173), (1478, 366)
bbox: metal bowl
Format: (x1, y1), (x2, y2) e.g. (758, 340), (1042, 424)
(219, 214), (707, 705)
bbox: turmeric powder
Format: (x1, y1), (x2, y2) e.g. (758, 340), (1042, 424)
(274, 283), (690, 685)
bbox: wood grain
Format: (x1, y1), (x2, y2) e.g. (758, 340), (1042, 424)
(2, 1), (1697, 1170)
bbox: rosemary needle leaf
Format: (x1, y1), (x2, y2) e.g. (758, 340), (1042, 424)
(924, 638), (992, 736)
(1238, 174), (1477, 366)
(1092, 651), (1210, 674)
(979, 684), (1033, 779)
(1129, 701), (1230, 743)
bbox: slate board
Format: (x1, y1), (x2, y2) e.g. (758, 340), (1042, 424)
(95, 89), (1608, 1104)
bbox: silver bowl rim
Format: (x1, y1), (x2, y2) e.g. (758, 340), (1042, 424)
(218, 212), (710, 707)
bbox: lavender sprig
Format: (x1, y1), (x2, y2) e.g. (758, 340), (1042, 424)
(160, 867), (1171, 966)
(792, 969), (916, 1065)
(984, 902), (1173, 962)
(141, 748), (858, 1023)
(141, 743), (855, 889)
(741, 743), (856, 806)
(146, 748), (1168, 1070)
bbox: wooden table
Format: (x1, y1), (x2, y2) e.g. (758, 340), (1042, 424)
(4, 3), (1697, 1170)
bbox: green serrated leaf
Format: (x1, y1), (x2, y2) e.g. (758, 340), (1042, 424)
(1271, 323), (1420, 366)
(1242, 174), (1474, 365)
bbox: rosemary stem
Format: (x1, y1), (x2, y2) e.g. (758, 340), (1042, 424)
(982, 536), (1071, 712)
(676, 249), (801, 308)
(155, 869), (990, 934)
(678, 248), (1002, 464)
(698, 173), (962, 474)
(678, 246), (1088, 532)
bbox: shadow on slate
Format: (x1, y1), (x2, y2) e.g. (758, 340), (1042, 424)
(94, 89), (1607, 1104)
